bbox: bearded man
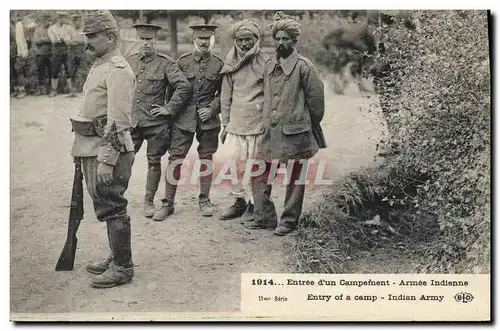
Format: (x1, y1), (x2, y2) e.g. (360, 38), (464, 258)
(243, 12), (326, 236)
(219, 20), (269, 224)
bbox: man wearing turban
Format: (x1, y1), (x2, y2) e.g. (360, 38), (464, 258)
(243, 12), (327, 236)
(218, 19), (269, 224)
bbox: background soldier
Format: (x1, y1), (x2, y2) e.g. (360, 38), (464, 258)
(48, 11), (71, 97)
(70, 10), (136, 288)
(11, 13), (31, 98)
(245, 12), (326, 236)
(32, 13), (53, 96)
(66, 13), (87, 97)
(219, 20), (269, 223)
(126, 23), (191, 219)
(159, 24), (224, 219)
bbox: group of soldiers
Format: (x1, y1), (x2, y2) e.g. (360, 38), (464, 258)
(69, 10), (326, 288)
(10, 11), (88, 98)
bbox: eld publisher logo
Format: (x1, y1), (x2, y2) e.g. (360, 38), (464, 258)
(454, 292), (474, 303)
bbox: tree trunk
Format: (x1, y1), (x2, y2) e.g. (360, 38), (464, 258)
(169, 15), (178, 59)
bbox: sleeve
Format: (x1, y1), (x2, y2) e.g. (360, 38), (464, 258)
(301, 64), (325, 125)
(32, 28), (42, 44)
(97, 66), (136, 166)
(65, 25), (76, 44)
(164, 60), (192, 115)
(48, 25), (58, 43)
(220, 73), (233, 127)
(207, 74), (222, 116)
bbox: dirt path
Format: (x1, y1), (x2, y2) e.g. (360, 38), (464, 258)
(10, 77), (387, 315)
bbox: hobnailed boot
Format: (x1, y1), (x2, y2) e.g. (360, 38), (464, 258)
(66, 78), (77, 97)
(152, 199), (175, 221)
(240, 200), (255, 224)
(34, 86), (43, 96)
(199, 194), (214, 217)
(143, 166), (161, 218)
(219, 198), (247, 220)
(16, 86), (26, 99)
(90, 218), (134, 288)
(49, 78), (58, 97)
(86, 254), (113, 275)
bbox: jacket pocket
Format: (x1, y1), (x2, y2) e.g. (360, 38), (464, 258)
(145, 74), (164, 95)
(281, 121), (312, 155)
(282, 121), (311, 135)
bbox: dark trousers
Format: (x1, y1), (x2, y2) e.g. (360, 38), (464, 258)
(36, 53), (52, 89)
(81, 152), (134, 223)
(251, 160), (307, 229)
(131, 123), (171, 167)
(81, 153), (134, 267)
(51, 44), (69, 78)
(164, 125), (220, 201)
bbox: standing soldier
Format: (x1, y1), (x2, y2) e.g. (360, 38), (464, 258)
(218, 20), (269, 223)
(153, 24), (223, 220)
(244, 12), (326, 236)
(48, 11), (71, 97)
(12, 13), (30, 98)
(70, 10), (137, 288)
(66, 13), (87, 97)
(32, 13), (53, 96)
(125, 23), (191, 219)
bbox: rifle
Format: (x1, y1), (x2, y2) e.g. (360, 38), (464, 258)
(55, 157), (84, 271)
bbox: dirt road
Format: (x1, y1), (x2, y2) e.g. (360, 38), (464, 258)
(10, 77), (387, 315)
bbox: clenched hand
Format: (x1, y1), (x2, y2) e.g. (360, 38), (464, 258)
(197, 108), (212, 122)
(97, 162), (114, 186)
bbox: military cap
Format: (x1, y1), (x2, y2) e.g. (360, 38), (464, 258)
(189, 24), (218, 38)
(132, 23), (163, 38)
(80, 10), (118, 35)
(71, 13), (82, 19)
(56, 11), (71, 16)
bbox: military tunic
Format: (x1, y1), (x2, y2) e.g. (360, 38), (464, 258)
(70, 48), (136, 222)
(125, 51), (191, 166)
(169, 50), (223, 159)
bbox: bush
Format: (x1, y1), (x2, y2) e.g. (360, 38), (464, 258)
(290, 10), (490, 274)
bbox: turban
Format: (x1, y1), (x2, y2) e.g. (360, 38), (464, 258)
(269, 11), (301, 39)
(228, 19), (261, 39)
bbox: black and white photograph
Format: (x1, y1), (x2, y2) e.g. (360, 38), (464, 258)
(7, 3), (492, 323)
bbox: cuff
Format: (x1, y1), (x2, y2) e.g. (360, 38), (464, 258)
(97, 144), (120, 166)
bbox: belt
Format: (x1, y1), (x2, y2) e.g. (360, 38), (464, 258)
(70, 115), (107, 137)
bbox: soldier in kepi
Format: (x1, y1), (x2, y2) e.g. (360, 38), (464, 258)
(245, 12), (326, 236)
(155, 24), (224, 220)
(218, 20), (269, 223)
(125, 23), (191, 219)
(69, 10), (137, 288)
(48, 11), (72, 97)
(66, 13), (87, 97)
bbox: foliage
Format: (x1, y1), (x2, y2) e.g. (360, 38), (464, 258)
(291, 10), (490, 274)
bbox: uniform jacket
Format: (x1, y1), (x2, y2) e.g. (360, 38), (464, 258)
(70, 48), (136, 166)
(126, 51), (191, 128)
(32, 26), (52, 55)
(220, 49), (268, 136)
(257, 49), (326, 162)
(176, 50), (223, 132)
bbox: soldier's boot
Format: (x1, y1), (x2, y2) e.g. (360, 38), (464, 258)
(219, 198), (247, 220)
(34, 86), (43, 96)
(16, 86), (26, 99)
(66, 78), (77, 97)
(152, 160), (180, 221)
(240, 200), (255, 224)
(143, 165), (161, 218)
(87, 222), (114, 274)
(86, 254), (113, 275)
(90, 217), (134, 288)
(199, 155), (214, 217)
(49, 78), (58, 97)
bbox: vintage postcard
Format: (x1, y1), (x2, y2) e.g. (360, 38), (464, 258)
(8, 5), (492, 323)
